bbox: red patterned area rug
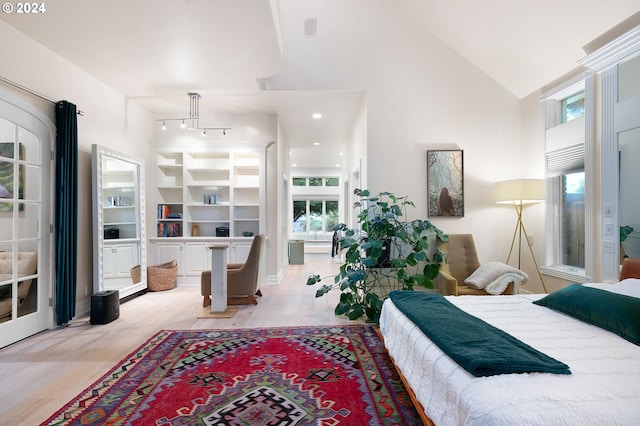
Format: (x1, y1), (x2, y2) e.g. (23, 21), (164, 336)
(42, 325), (421, 425)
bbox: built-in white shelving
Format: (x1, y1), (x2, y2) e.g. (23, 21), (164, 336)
(153, 146), (263, 239)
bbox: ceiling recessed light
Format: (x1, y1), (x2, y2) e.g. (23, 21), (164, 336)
(313, 142), (320, 146)
(312, 113), (322, 119)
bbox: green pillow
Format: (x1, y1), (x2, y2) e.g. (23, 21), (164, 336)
(534, 284), (640, 345)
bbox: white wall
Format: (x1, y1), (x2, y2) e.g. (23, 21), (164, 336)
(518, 92), (548, 292)
(1, 20), (154, 313)
(345, 97), (367, 228)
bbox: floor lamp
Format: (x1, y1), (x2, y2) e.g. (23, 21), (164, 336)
(495, 179), (548, 293)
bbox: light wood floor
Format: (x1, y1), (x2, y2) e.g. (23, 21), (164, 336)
(0, 254), (356, 425)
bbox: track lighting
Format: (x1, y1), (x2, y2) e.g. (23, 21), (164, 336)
(157, 92), (231, 137)
(198, 127), (230, 137)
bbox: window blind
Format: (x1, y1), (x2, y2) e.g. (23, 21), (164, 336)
(546, 144), (585, 177)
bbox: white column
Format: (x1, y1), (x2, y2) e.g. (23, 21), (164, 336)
(209, 245), (227, 312)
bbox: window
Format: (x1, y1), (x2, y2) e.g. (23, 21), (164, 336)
(561, 172), (585, 268)
(292, 176), (339, 187)
(546, 144), (585, 273)
(326, 200), (339, 230)
(561, 92), (585, 123)
(291, 199), (340, 238)
(309, 200), (323, 231)
(543, 79), (588, 281)
(292, 200), (307, 231)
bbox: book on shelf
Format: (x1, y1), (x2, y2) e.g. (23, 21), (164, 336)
(157, 204), (170, 219)
(157, 222), (181, 237)
(157, 204), (182, 219)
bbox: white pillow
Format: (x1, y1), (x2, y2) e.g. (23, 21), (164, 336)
(584, 279), (640, 299)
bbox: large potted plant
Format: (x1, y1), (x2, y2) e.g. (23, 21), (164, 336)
(306, 189), (447, 324)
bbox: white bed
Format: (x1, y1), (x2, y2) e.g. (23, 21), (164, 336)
(379, 279), (640, 426)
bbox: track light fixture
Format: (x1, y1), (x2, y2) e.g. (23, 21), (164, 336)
(157, 92), (231, 137)
(199, 126), (230, 137)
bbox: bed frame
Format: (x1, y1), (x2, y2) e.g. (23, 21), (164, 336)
(377, 329), (434, 426)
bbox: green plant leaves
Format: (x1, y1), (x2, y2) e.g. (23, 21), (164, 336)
(305, 188), (447, 324)
(315, 284), (333, 297)
(306, 274), (321, 285)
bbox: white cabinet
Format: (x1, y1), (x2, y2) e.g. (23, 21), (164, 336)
(186, 242), (225, 275)
(152, 145), (264, 239)
(103, 243), (139, 279)
(154, 241), (184, 275)
(156, 151), (184, 237)
(151, 143), (264, 285)
(151, 239), (252, 284)
(230, 242), (252, 264)
(232, 153), (260, 238)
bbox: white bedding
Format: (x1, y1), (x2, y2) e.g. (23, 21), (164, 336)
(379, 283), (640, 426)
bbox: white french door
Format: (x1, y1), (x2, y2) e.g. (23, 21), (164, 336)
(0, 91), (54, 348)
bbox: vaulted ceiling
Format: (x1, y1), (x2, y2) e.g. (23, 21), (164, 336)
(2, 0), (639, 167)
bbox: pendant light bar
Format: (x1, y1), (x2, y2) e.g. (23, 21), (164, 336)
(157, 92), (230, 137)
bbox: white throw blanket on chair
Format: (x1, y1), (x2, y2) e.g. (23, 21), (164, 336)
(464, 261), (528, 295)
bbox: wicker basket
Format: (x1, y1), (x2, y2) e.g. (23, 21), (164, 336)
(130, 264), (141, 284)
(146, 260), (178, 291)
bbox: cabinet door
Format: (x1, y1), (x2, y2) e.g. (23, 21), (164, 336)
(231, 242), (252, 263)
(103, 247), (116, 278)
(155, 242), (183, 275)
(185, 243), (216, 275)
(114, 244), (139, 276)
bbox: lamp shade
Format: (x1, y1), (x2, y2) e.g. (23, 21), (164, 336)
(495, 179), (545, 205)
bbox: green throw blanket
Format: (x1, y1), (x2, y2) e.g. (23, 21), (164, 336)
(389, 291), (571, 377)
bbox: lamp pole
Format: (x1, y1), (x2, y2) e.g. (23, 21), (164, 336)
(505, 201), (548, 293)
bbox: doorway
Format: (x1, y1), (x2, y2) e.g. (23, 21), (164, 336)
(0, 91), (54, 348)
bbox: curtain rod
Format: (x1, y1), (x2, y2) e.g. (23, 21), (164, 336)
(0, 75), (84, 116)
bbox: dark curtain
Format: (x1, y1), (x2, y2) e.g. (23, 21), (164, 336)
(54, 101), (78, 325)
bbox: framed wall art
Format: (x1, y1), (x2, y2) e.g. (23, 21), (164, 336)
(427, 149), (463, 217)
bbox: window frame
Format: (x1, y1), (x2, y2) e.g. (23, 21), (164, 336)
(541, 77), (593, 283)
(291, 198), (340, 237)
